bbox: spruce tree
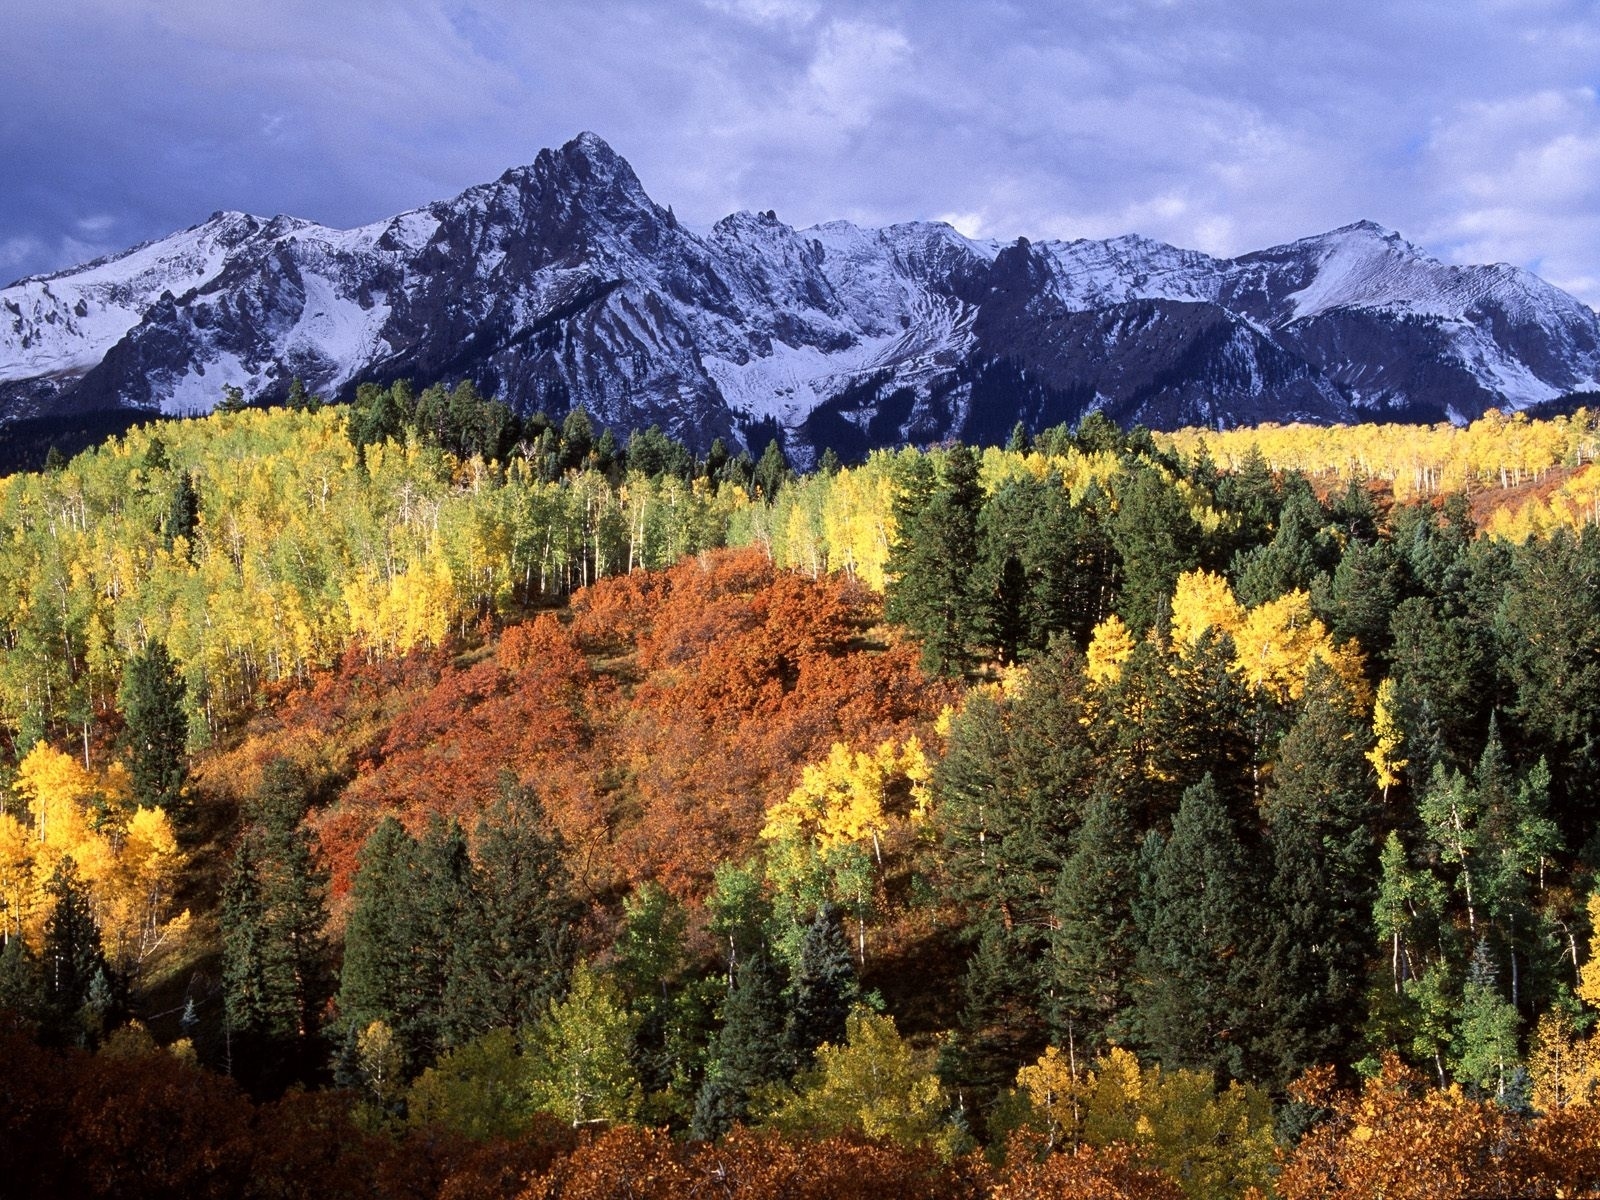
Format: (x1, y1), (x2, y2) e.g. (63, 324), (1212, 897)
(753, 438), (791, 499)
(338, 818), (418, 1056)
(1107, 464), (1201, 637)
(119, 640), (188, 810)
(786, 905), (857, 1068)
(1252, 666), (1380, 1085)
(164, 470), (200, 556)
(406, 817), (474, 1062)
(885, 446), (984, 675)
(0, 936), (46, 1035)
(1131, 775), (1258, 1079)
(220, 758), (333, 1088)
(1049, 788), (1140, 1051)
(691, 952), (788, 1140)
(42, 857), (110, 1045)
(445, 780), (581, 1043)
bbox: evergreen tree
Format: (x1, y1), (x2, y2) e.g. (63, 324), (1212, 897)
(445, 780), (580, 1043)
(1253, 667), (1380, 1085)
(1049, 788), (1140, 1051)
(1231, 480), (1333, 608)
(754, 438), (791, 499)
(976, 474), (1085, 662)
(885, 445), (984, 675)
(559, 406), (594, 472)
(691, 951), (788, 1139)
(220, 758), (333, 1088)
(164, 471), (200, 557)
(1107, 465), (1201, 636)
(786, 905), (857, 1068)
(0, 936), (46, 1035)
(220, 834), (273, 1039)
(406, 817), (475, 1062)
(41, 857), (110, 1045)
(1131, 776), (1258, 1079)
(338, 818), (419, 1062)
(118, 640), (188, 810)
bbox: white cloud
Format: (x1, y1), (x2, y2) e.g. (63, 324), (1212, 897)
(0, 0), (1596, 310)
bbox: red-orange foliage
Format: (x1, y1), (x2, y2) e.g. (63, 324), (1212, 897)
(1275, 1059), (1516, 1200)
(992, 1143), (1184, 1200)
(251, 548), (949, 909)
(514, 1125), (990, 1200)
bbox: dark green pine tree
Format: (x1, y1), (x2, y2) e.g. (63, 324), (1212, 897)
(559, 406), (595, 472)
(164, 471), (201, 558)
(1252, 666), (1380, 1086)
(220, 834), (273, 1040)
(1231, 480), (1334, 608)
(337, 817), (418, 1055)
(445, 780), (581, 1043)
(1315, 536), (1402, 660)
(1048, 788), (1141, 1052)
(42, 857), (112, 1046)
(220, 758), (333, 1089)
(403, 817), (475, 1063)
(118, 640), (188, 810)
(0, 936), (46, 1035)
(785, 905), (857, 1069)
(885, 445), (984, 675)
(1107, 464), (1202, 637)
(753, 438), (792, 499)
(691, 951), (788, 1140)
(976, 474), (1086, 663)
(1131, 775), (1258, 1080)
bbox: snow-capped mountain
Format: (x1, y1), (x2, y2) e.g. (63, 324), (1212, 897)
(5, 133), (1599, 458)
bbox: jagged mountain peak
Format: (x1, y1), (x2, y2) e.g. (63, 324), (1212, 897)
(3, 134), (1598, 448)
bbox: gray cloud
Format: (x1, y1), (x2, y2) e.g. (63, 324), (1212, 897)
(5, 0), (1597, 306)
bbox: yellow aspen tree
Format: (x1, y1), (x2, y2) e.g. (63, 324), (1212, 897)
(0, 811), (34, 943)
(1528, 1009), (1598, 1112)
(1169, 569), (1244, 655)
(1578, 892), (1600, 1009)
(1368, 678), (1409, 800)
(1016, 1044), (1088, 1151)
(1086, 614), (1136, 686)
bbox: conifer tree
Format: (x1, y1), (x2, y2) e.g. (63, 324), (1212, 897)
(1108, 464), (1201, 636)
(786, 905), (857, 1069)
(1253, 665), (1379, 1085)
(42, 857), (110, 1045)
(119, 640), (187, 810)
(1049, 788), (1140, 1050)
(0, 936), (45, 1035)
(885, 445), (983, 675)
(691, 951), (788, 1140)
(407, 817), (474, 1061)
(338, 818), (418, 1059)
(1131, 776), (1257, 1079)
(220, 758), (332, 1087)
(445, 780), (580, 1043)
(753, 438), (791, 499)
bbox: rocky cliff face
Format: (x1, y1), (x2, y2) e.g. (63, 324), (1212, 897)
(5, 134), (1598, 457)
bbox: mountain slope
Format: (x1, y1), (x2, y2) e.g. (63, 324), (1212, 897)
(5, 134), (1598, 456)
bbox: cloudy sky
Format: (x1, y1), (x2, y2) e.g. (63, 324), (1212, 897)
(5, 0), (1599, 305)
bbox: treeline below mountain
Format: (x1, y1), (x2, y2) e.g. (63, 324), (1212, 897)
(9, 394), (1600, 1196)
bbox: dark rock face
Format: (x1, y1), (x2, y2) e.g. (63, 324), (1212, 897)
(4, 135), (1599, 457)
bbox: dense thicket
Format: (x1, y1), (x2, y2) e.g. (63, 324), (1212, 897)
(11, 400), (1600, 1196)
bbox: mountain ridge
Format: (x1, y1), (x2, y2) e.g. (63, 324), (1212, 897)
(5, 132), (1599, 458)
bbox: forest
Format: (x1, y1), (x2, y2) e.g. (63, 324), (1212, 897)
(6, 384), (1600, 1197)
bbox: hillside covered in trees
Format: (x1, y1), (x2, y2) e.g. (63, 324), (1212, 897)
(8, 392), (1600, 1196)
